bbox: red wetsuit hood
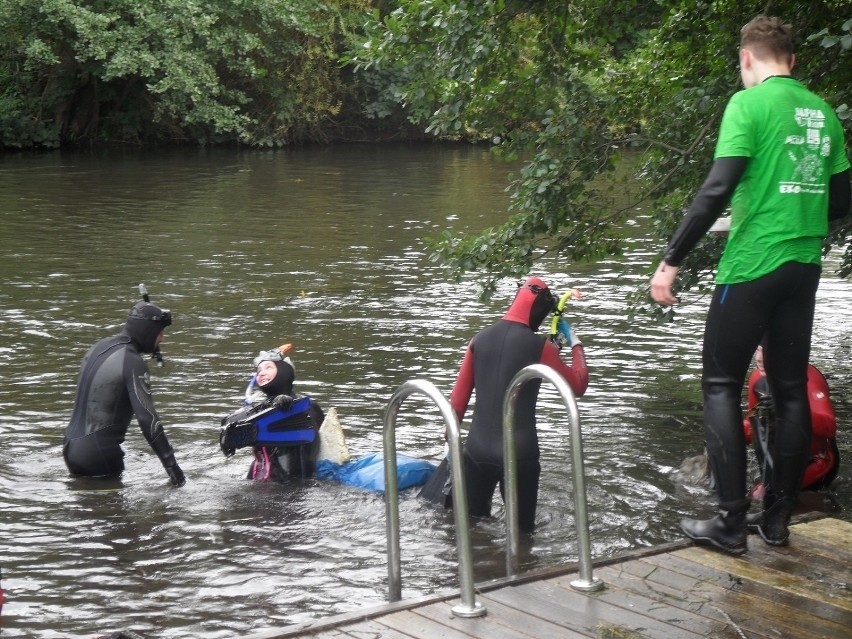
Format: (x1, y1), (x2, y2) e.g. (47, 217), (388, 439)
(503, 276), (553, 330)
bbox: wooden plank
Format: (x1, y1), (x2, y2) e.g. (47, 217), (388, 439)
(242, 518), (852, 639)
(596, 563), (737, 618)
(674, 546), (852, 612)
(642, 550), (831, 615)
(792, 517), (852, 551)
(640, 552), (851, 631)
(413, 600), (570, 639)
(377, 609), (477, 639)
(774, 532), (852, 562)
(596, 562), (714, 612)
(297, 619), (417, 639)
(552, 571), (742, 638)
(485, 578), (705, 639)
(478, 587), (586, 638)
(241, 587), (468, 639)
(425, 598), (588, 639)
(595, 562), (840, 639)
(594, 564), (782, 639)
(746, 536), (852, 589)
(412, 602), (527, 639)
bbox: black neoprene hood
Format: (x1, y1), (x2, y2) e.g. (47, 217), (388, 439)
(124, 301), (171, 353)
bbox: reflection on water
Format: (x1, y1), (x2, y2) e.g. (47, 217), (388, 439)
(0, 145), (849, 638)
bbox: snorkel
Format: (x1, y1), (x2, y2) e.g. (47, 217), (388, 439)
(549, 288), (581, 346)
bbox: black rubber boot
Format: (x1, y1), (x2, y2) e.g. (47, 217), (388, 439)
(745, 510), (762, 533)
(680, 505), (748, 555)
(755, 497), (794, 546)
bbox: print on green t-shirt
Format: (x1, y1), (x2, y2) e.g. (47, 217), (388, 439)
(713, 77), (850, 284)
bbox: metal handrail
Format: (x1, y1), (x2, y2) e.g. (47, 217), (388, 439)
(503, 363), (603, 592)
(383, 379), (486, 617)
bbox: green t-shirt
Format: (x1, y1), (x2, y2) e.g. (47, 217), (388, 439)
(714, 76), (850, 283)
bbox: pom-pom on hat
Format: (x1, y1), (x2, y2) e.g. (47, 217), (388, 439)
(253, 343), (293, 368)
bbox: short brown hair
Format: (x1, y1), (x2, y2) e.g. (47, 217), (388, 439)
(740, 15), (794, 62)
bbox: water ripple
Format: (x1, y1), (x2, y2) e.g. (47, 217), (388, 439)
(0, 147), (849, 637)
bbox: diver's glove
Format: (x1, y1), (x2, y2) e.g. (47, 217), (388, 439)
(556, 318), (582, 349)
(272, 394), (293, 410)
(162, 454), (186, 487)
(219, 427), (235, 457)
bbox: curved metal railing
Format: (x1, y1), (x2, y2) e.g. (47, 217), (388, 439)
(382, 379), (486, 617)
(502, 363), (603, 591)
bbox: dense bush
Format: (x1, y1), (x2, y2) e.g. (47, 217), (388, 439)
(0, 0), (407, 147)
(1, 1), (848, 287)
(352, 0), (851, 298)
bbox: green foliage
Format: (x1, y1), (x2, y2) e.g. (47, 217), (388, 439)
(809, 15), (852, 278)
(0, 0), (378, 147)
(623, 3), (852, 308)
(2, 1), (848, 290)
(351, 0), (668, 296)
(354, 0), (851, 304)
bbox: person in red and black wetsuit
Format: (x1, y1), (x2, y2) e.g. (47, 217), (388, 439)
(744, 345), (839, 500)
(449, 276), (589, 532)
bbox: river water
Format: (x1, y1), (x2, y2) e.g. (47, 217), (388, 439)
(0, 145), (849, 638)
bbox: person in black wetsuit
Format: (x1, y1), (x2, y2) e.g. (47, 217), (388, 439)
(63, 301), (185, 486)
(650, 17), (849, 553)
(222, 346), (324, 482)
(449, 276), (589, 532)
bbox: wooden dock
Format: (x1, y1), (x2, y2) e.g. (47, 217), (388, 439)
(246, 515), (851, 639)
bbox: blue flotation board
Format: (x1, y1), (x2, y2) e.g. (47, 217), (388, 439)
(253, 396), (316, 446)
(221, 395), (316, 455)
(315, 452), (436, 493)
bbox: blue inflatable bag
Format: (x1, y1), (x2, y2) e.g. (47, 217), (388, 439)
(316, 453), (436, 493)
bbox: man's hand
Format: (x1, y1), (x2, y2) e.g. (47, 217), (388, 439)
(219, 428), (235, 457)
(166, 463), (186, 487)
(650, 261), (680, 306)
(164, 459), (186, 487)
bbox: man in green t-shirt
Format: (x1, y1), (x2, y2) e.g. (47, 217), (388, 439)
(650, 15), (850, 555)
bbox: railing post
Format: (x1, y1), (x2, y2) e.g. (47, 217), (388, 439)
(503, 364), (603, 592)
(383, 379), (486, 616)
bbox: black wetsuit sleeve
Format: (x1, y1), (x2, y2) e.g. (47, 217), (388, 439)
(828, 168), (851, 222)
(125, 353), (176, 465)
(662, 157), (748, 266)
